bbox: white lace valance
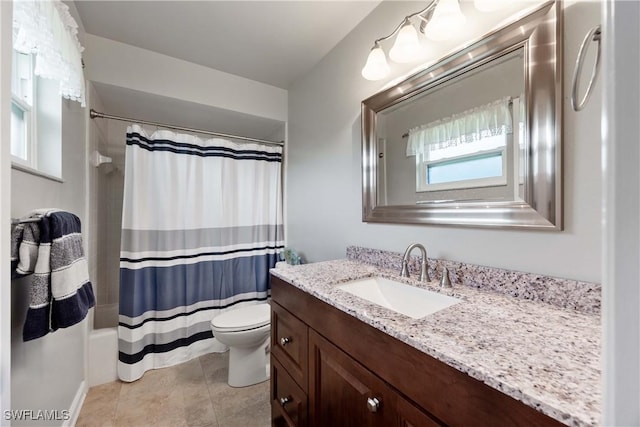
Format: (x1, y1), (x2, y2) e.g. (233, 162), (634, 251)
(406, 97), (512, 157)
(13, 0), (85, 106)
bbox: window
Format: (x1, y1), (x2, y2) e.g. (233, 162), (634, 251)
(11, 0), (86, 180)
(407, 97), (514, 194)
(416, 134), (508, 192)
(11, 50), (33, 166)
(10, 49), (62, 178)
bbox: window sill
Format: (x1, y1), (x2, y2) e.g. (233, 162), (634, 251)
(11, 163), (64, 183)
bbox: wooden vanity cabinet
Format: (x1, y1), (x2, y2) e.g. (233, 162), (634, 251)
(270, 275), (563, 427)
(309, 329), (441, 427)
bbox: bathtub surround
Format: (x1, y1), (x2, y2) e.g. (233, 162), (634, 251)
(94, 118), (124, 327)
(347, 246), (601, 315)
(87, 327), (117, 387)
(118, 125), (283, 381)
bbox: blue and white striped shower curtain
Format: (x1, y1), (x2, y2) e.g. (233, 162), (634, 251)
(118, 124), (283, 382)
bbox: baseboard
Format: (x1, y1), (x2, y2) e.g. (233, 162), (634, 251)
(63, 380), (88, 427)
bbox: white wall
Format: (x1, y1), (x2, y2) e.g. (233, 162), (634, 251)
(1, 1), (88, 423)
(287, 1), (602, 283)
(10, 97), (89, 425)
(602, 1), (640, 424)
(83, 33), (288, 123)
(9, 3), (90, 420)
(0, 1), (13, 420)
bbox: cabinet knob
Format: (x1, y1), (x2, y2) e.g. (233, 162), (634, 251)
(280, 337), (291, 346)
(366, 397), (381, 413)
(280, 396), (292, 407)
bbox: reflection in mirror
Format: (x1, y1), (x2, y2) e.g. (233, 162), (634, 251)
(377, 49), (525, 206)
(362, 1), (561, 229)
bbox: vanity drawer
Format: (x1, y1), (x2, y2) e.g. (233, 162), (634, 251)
(271, 302), (308, 390)
(271, 356), (307, 427)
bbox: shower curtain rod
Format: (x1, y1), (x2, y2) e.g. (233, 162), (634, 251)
(89, 109), (284, 147)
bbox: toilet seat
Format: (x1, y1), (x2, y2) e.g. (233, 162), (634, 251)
(211, 304), (270, 332)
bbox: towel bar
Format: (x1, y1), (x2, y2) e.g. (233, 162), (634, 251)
(11, 217), (42, 226)
(571, 25), (602, 112)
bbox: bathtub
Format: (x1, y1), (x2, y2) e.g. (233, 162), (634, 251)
(88, 304), (119, 386)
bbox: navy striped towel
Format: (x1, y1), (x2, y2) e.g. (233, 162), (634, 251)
(10, 215), (40, 279)
(12, 210), (95, 341)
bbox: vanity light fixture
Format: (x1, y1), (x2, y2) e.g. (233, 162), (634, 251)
(361, 0), (466, 81)
(389, 19), (422, 63)
(361, 42), (391, 81)
(424, 0), (467, 41)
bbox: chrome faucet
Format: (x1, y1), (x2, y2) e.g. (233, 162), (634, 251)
(400, 243), (430, 282)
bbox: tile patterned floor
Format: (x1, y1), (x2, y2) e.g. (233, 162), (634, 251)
(76, 352), (270, 427)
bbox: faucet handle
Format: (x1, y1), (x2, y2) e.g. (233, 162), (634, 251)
(400, 260), (410, 277)
(419, 262), (430, 282)
(440, 267), (452, 288)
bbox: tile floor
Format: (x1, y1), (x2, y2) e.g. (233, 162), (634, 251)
(76, 352), (271, 427)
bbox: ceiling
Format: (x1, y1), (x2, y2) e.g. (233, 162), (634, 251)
(74, 1), (381, 90)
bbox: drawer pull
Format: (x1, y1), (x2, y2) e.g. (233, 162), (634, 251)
(280, 337), (291, 346)
(366, 397), (381, 413)
(280, 396), (292, 407)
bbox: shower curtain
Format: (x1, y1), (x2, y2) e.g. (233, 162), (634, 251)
(118, 124), (283, 382)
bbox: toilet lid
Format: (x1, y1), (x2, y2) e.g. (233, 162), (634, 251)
(211, 304), (270, 331)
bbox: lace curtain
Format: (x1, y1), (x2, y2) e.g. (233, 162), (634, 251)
(406, 97), (513, 158)
(13, 0), (85, 106)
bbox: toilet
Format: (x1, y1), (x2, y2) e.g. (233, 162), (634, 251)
(210, 303), (271, 387)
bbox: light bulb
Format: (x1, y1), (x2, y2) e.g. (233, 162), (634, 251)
(473, 0), (506, 12)
(389, 22), (421, 63)
(424, 0), (466, 42)
(361, 45), (390, 81)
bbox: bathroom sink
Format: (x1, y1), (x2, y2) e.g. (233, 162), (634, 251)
(336, 276), (460, 319)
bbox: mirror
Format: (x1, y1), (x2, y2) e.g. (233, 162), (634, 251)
(362, 1), (561, 229)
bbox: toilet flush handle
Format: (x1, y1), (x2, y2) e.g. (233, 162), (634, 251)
(280, 337), (291, 346)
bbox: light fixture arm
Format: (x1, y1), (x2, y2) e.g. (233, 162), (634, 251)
(371, 0), (439, 47)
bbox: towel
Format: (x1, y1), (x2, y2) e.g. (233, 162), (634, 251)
(15, 210), (95, 341)
(10, 213), (42, 278)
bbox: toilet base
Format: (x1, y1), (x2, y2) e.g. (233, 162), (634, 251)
(228, 338), (270, 387)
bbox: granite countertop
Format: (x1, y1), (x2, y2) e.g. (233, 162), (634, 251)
(270, 259), (601, 427)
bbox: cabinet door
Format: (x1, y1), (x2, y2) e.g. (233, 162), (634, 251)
(309, 330), (396, 427)
(395, 394), (443, 427)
